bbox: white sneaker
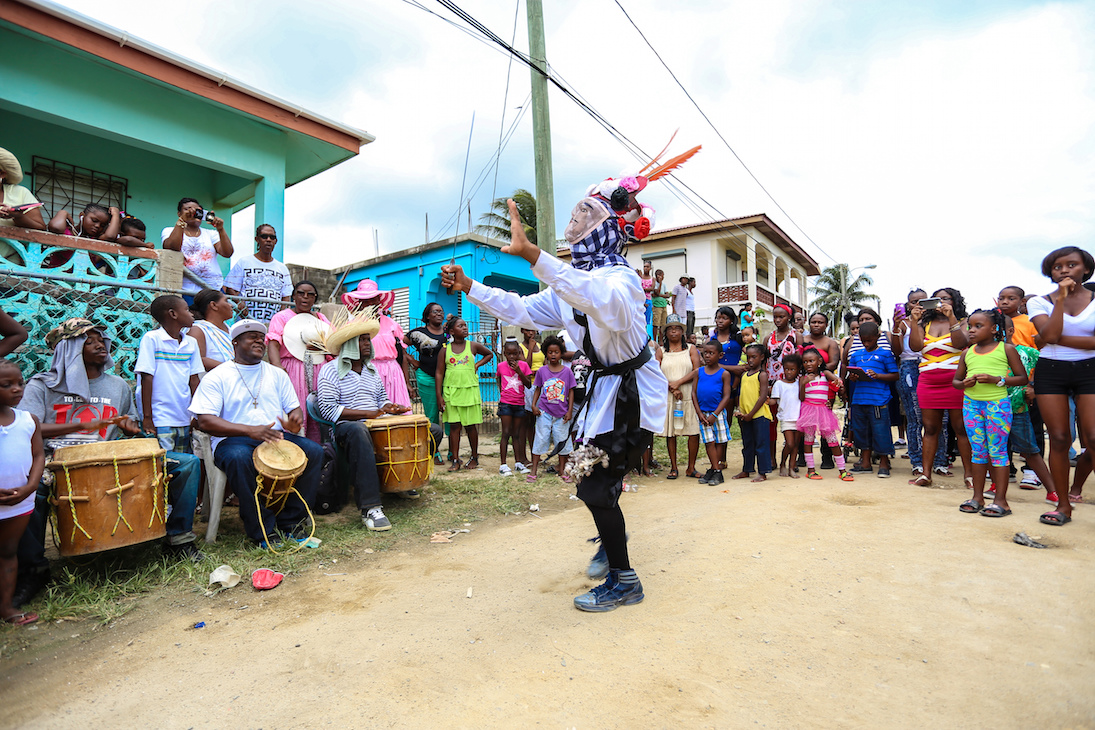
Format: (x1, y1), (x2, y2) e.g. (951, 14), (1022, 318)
(363, 507), (392, 531)
(499, 464), (514, 477)
(514, 462), (531, 474)
(1020, 469), (1041, 487)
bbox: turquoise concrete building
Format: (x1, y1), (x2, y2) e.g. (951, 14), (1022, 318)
(0, 0), (372, 262)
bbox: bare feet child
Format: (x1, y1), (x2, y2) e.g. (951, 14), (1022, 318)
(770, 353), (802, 478)
(0, 359), (44, 626)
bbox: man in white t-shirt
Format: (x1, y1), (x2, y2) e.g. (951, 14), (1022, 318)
(224, 224), (293, 325)
(670, 275), (690, 318)
(189, 320), (323, 548)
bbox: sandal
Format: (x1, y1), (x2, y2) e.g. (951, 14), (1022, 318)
(3, 612), (38, 626)
(959, 499), (983, 514)
(806, 470), (823, 480)
(667, 469), (679, 480)
(525, 474), (539, 483)
(980, 504), (1012, 517)
(464, 458), (480, 470)
(1069, 493), (1083, 504)
(839, 471), (854, 482)
(434, 454), (445, 466)
(448, 458), (463, 472)
(910, 474), (932, 487)
(965, 476), (974, 490)
(933, 466), (953, 477)
(1039, 510), (1072, 526)
(685, 470), (701, 479)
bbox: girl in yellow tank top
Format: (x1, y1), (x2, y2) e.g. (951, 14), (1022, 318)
(952, 310), (1028, 517)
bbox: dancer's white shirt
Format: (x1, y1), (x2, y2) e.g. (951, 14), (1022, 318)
(468, 252), (667, 438)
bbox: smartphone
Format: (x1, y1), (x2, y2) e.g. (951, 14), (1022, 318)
(8, 202), (43, 213)
(894, 302), (907, 316)
(919, 297), (941, 310)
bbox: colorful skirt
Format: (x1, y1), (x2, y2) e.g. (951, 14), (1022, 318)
(917, 367), (963, 410)
(797, 401), (840, 440)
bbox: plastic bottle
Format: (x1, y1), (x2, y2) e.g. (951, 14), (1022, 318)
(674, 397), (685, 430)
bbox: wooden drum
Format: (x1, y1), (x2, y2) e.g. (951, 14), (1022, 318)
(46, 439), (168, 557)
(253, 440), (307, 505)
(365, 414), (433, 493)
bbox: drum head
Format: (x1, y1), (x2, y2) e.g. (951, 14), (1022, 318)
(253, 440), (307, 477)
(50, 438), (164, 468)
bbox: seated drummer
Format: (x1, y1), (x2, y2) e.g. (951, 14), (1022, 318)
(189, 320), (322, 549)
(315, 313), (443, 530)
(14, 319), (202, 607)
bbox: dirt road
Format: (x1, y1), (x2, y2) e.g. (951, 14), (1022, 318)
(3, 473), (1093, 729)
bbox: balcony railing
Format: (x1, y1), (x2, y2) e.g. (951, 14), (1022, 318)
(1, 227), (182, 378)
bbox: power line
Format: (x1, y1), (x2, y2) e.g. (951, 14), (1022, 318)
(413, 0), (822, 289)
(610, 0), (837, 265)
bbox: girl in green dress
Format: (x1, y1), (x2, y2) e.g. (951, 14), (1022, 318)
(436, 317), (494, 470)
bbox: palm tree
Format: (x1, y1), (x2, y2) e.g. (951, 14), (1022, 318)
(476, 189), (536, 245)
(809, 263), (878, 336)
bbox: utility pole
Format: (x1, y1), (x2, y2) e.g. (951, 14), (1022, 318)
(526, 0), (556, 265)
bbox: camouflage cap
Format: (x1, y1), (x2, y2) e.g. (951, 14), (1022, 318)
(45, 318), (101, 350)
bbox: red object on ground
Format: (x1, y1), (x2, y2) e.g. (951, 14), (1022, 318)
(251, 569), (284, 591)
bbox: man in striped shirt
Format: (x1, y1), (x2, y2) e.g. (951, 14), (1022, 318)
(316, 331), (441, 530)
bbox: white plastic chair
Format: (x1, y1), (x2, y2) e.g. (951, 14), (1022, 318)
(195, 430), (228, 542)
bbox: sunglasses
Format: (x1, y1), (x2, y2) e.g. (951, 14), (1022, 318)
(257, 233), (277, 240)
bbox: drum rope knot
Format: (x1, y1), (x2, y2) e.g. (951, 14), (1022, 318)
(60, 463), (93, 542)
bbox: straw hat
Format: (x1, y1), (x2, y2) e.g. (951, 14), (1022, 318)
(282, 313), (332, 361)
(309, 308), (380, 356)
(341, 278), (394, 312)
(0, 147), (23, 185)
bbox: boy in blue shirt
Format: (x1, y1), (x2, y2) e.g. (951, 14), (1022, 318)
(847, 322), (899, 478)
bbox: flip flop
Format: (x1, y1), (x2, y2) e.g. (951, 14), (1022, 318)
(685, 471), (701, 479)
(464, 458), (480, 470)
(1039, 511), (1072, 526)
(666, 470), (679, 480)
(980, 504), (1012, 517)
(959, 499), (984, 514)
(1069, 493), (1083, 504)
(525, 474), (539, 484)
(3, 612), (38, 626)
(910, 475), (932, 487)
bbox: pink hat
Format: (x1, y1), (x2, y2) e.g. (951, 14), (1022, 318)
(341, 278), (394, 312)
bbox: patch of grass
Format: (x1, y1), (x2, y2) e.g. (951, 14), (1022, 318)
(8, 453), (559, 638)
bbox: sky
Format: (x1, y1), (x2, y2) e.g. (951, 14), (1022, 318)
(51, 0), (1095, 320)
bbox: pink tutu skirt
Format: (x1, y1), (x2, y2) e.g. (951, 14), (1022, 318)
(797, 401), (840, 440)
(373, 357), (411, 407)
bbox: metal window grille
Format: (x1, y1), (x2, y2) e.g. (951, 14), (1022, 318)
(31, 157), (129, 221)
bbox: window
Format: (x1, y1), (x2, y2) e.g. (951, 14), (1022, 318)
(31, 157), (128, 220)
(390, 286), (410, 331)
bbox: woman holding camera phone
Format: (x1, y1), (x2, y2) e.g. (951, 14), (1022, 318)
(894, 289), (949, 479)
(161, 197), (234, 299)
(906, 288), (973, 487)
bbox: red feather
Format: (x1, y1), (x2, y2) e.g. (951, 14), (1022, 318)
(645, 145), (702, 181)
(638, 129), (679, 175)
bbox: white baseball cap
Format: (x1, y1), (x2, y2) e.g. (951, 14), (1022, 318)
(229, 319), (267, 341)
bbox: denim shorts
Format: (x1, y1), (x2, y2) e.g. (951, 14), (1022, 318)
(1008, 409), (1038, 455)
(534, 413), (573, 456)
(497, 403), (526, 418)
(850, 404), (894, 455)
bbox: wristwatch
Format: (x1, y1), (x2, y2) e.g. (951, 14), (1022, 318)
(997, 376), (1006, 387)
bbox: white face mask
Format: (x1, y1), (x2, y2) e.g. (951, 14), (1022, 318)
(564, 198), (610, 244)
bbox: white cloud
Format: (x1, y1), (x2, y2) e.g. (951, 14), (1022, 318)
(49, 0), (1095, 314)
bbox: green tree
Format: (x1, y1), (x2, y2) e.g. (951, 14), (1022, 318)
(476, 189), (536, 245)
(809, 263), (879, 336)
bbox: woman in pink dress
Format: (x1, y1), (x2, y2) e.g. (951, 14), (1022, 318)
(341, 279), (412, 407)
(266, 280), (330, 441)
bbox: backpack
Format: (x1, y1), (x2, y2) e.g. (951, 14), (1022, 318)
(312, 442), (345, 515)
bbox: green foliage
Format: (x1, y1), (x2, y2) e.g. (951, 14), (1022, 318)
(809, 264), (879, 335)
(476, 189), (537, 245)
